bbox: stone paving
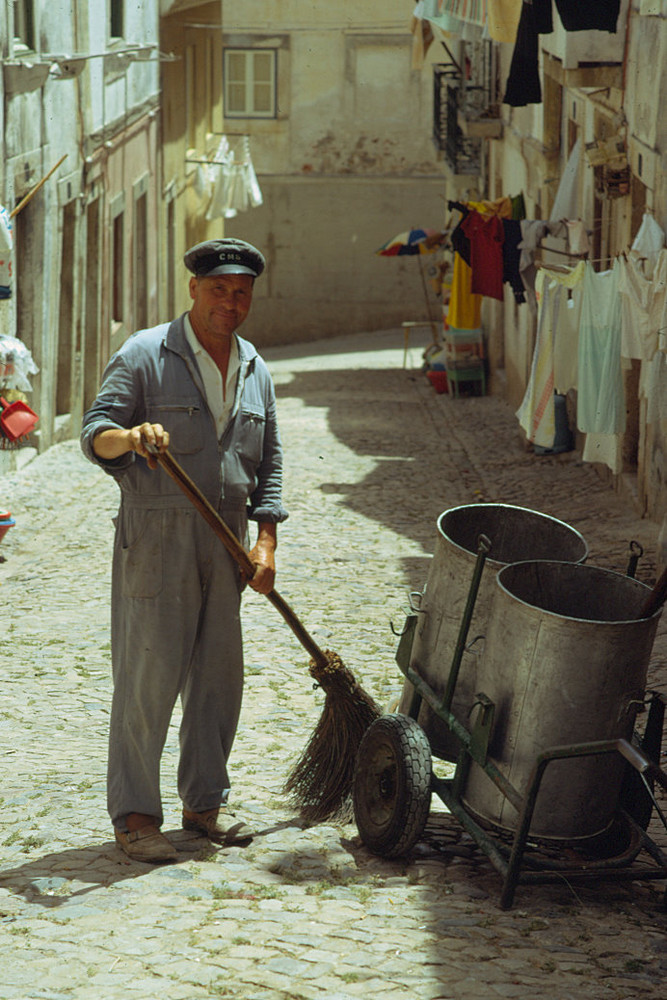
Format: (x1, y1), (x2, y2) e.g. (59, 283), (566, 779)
(0, 327), (666, 1000)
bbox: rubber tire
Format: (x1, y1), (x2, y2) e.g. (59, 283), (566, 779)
(353, 713), (432, 858)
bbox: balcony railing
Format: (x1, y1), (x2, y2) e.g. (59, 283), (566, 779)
(433, 66), (482, 176)
(433, 40), (500, 176)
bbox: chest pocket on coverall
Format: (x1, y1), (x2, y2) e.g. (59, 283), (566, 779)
(235, 405), (266, 472)
(147, 398), (205, 455)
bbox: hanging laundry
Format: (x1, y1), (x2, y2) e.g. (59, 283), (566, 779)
(577, 261), (625, 435)
(565, 220), (590, 256)
(487, 0), (523, 44)
(516, 218), (567, 310)
(447, 252), (482, 330)
(511, 192), (526, 221)
(651, 249), (667, 353)
(582, 433), (623, 476)
(461, 210), (505, 301)
(206, 136), (236, 220)
(467, 196), (513, 219)
(241, 136), (263, 209)
(518, 219), (550, 311)
(554, 0), (621, 33)
(502, 219), (526, 304)
(617, 254), (660, 361)
(419, 0), (487, 41)
(550, 138), (582, 223)
(192, 164), (211, 203)
(504, 1), (620, 107)
(411, 2), (435, 70)
(631, 212), (666, 278)
(516, 269), (556, 448)
(449, 202), (472, 267)
(517, 260), (584, 448)
(206, 136), (263, 220)
(644, 351), (667, 426)
(550, 261), (585, 394)
(0, 205), (12, 300)
(503, 1), (544, 107)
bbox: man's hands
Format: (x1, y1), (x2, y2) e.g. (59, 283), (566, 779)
(93, 426), (278, 592)
(92, 423), (170, 469)
(245, 523), (277, 594)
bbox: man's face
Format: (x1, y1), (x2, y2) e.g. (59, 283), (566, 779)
(189, 273), (254, 340)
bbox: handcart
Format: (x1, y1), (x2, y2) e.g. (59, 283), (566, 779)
(352, 507), (667, 910)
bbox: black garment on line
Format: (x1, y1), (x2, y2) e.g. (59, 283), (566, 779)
(555, 0), (620, 33)
(504, 0), (622, 108)
(449, 204), (472, 267)
(502, 219), (526, 305)
(504, 2), (543, 107)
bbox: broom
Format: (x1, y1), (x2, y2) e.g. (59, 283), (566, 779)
(150, 446), (381, 823)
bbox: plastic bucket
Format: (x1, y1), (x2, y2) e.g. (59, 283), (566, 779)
(398, 504), (588, 760)
(0, 515), (16, 543)
(462, 560), (662, 842)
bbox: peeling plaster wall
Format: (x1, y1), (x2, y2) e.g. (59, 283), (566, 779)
(219, 0), (448, 341)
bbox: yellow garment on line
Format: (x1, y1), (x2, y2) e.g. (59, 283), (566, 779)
(487, 0), (522, 45)
(467, 196), (513, 219)
(447, 253), (482, 330)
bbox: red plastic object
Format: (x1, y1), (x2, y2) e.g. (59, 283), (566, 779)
(0, 397), (38, 441)
(0, 516), (15, 543)
(427, 370), (449, 394)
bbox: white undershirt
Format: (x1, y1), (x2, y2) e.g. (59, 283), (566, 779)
(184, 312), (240, 438)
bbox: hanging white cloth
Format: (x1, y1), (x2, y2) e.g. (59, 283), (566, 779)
(617, 254), (660, 361)
(206, 136), (236, 220)
(516, 260), (585, 448)
(577, 261), (625, 436)
(631, 212), (666, 278)
(206, 136), (263, 220)
(516, 269), (556, 448)
(582, 433), (623, 475)
(549, 138), (582, 223)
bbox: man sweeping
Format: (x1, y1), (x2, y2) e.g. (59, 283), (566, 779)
(81, 238), (288, 863)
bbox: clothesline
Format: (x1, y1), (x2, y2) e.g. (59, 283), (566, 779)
(186, 156), (250, 166)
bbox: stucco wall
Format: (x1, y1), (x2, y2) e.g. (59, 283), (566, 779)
(217, 0), (448, 342)
(221, 176), (447, 346)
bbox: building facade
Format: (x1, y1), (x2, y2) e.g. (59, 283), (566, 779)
(1, 0), (161, 471)
(418, 0), (667, 537)
(216, 0), (448, 346)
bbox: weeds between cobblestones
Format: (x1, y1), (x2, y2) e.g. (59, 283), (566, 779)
(0, 330), (666, 999)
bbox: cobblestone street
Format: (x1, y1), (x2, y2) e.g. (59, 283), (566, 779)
(1, 327), (666, 1000)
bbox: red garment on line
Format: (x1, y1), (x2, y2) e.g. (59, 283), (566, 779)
(461, 211), (505, 301)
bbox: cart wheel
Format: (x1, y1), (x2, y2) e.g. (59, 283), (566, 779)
(353, 713), (432, 858)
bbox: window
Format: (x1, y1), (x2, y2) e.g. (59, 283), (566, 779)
(134, 191), (148, 331)
(14, 0), (35, 52)
(109, 0), (124, 40)
(223, 48), (276, 118)
(57, 202), (76, 416)
(112, 211), (124, 324)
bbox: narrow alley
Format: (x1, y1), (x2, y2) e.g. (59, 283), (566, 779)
(0, 328), (666, 1000)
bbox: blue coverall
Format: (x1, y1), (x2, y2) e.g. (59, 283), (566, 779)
(80, 315), (288, 830)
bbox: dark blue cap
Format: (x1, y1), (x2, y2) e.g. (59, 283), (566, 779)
(184, 238), (265, 278)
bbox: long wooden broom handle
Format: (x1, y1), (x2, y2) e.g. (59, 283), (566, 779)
(153, 447), (330, 670)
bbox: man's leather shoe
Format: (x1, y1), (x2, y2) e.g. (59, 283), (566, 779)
(182, 807), (253, 845)
(115, 825), (178, 863)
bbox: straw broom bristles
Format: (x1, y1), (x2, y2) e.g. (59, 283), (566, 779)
(284, 649), (382, 823)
